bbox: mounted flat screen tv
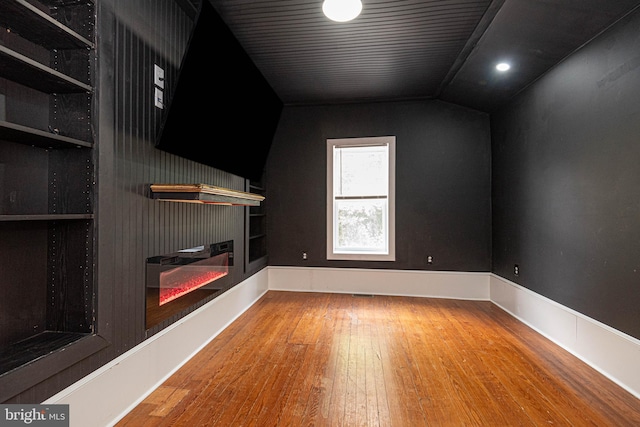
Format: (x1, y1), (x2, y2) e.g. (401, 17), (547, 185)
(155, 1), (283, 181)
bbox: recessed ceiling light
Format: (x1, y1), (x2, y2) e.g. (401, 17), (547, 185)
(323, 0), (362, 22)
(496, 62), (511, 72)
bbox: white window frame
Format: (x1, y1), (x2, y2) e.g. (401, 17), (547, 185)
(326, 136), (396, 261)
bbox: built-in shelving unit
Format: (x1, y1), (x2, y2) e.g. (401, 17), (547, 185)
(0, 0), (97, 386)
(246, 175), (267, 272)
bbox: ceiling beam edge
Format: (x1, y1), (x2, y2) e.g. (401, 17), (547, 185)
(434, 0), (506, 98)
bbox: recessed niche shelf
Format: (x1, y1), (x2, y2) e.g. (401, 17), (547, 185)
(0, 331), (89, 376)
(0, 333), (108, 403)
(0, 0), (94, 50)
(0, 44), (92, 94)
(0, 120), (93, 149)
(150, 183), (265, 206)
(245, 176), (267, 271)
(0, 214), (93, 222)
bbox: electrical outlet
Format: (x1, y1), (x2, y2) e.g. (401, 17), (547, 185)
(427, 255), (433, 264)
(514, 264), (519, 276)
(302, 252), (308, 260)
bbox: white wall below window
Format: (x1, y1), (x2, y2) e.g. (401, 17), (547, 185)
(45, 267), (640, 427)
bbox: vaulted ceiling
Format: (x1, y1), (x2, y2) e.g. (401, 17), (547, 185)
(195, 0), (640, 112)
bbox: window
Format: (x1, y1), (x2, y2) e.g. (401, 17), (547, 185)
(327, 136), (396, 261)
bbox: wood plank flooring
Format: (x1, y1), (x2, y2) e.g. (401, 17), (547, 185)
(116, 291), (640, 426)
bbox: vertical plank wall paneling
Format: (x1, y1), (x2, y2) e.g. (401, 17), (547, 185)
(110, 0), (245, 348)
(6, 0), (252, 402)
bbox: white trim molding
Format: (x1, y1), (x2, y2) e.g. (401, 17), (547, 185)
(43, 267), (639, 427)
(44, 269), (269, 427)
(268, 266), (490, 300)
(490, 273), (640, 400)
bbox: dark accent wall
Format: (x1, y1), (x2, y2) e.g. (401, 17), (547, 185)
(491, 7), (640, 340)
(4, 0), (255, 403)
(266, 100), (491, 271)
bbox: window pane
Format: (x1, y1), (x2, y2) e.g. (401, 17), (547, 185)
(334, 145), (388, 197)
(327, 135), (395, 261)
(334, 199), (387, 252)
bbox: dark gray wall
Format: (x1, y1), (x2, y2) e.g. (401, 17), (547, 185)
(266, 100), (492, 272)
(491, 7), (640, 339)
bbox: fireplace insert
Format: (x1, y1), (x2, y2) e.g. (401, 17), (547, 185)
(146, 240), (233, 330)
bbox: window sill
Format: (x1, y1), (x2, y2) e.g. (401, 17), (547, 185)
(327, 253), (396, 262)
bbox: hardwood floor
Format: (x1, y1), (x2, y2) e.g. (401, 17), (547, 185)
(116, 291), (640, 426)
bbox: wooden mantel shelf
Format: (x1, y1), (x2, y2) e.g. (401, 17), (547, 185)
(150, 184), (264, 206)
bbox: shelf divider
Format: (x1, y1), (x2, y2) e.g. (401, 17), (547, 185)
(0, 0), (94, 49)
(0, 44), (92, 94)
(0, 120), (92, 149)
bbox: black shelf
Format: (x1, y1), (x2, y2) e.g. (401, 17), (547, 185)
(245, 176), (267, 270)
(0, 214), (93, 222)
(0, 0), (94, 50)
(0, 331), (89, 376)
(0, 44), (91, 94)
(0, 120), (92, 149)
(39, 0), (95, 6)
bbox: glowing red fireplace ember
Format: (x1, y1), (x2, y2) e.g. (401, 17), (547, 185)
(146, 241), (234, 330)
(159, 268), (228, 305)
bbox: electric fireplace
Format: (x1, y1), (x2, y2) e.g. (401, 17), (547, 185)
(146, 240), (233, 330)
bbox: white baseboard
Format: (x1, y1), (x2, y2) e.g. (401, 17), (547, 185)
(268, 266), (490, 300)
(490, 273), (640, 400)
(44, 269), (269, 427)
(43, 267), (639, 427)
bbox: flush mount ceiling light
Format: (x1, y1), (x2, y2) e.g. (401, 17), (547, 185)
(323, 0), (362, 22)
(496, 62), (511, 72)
